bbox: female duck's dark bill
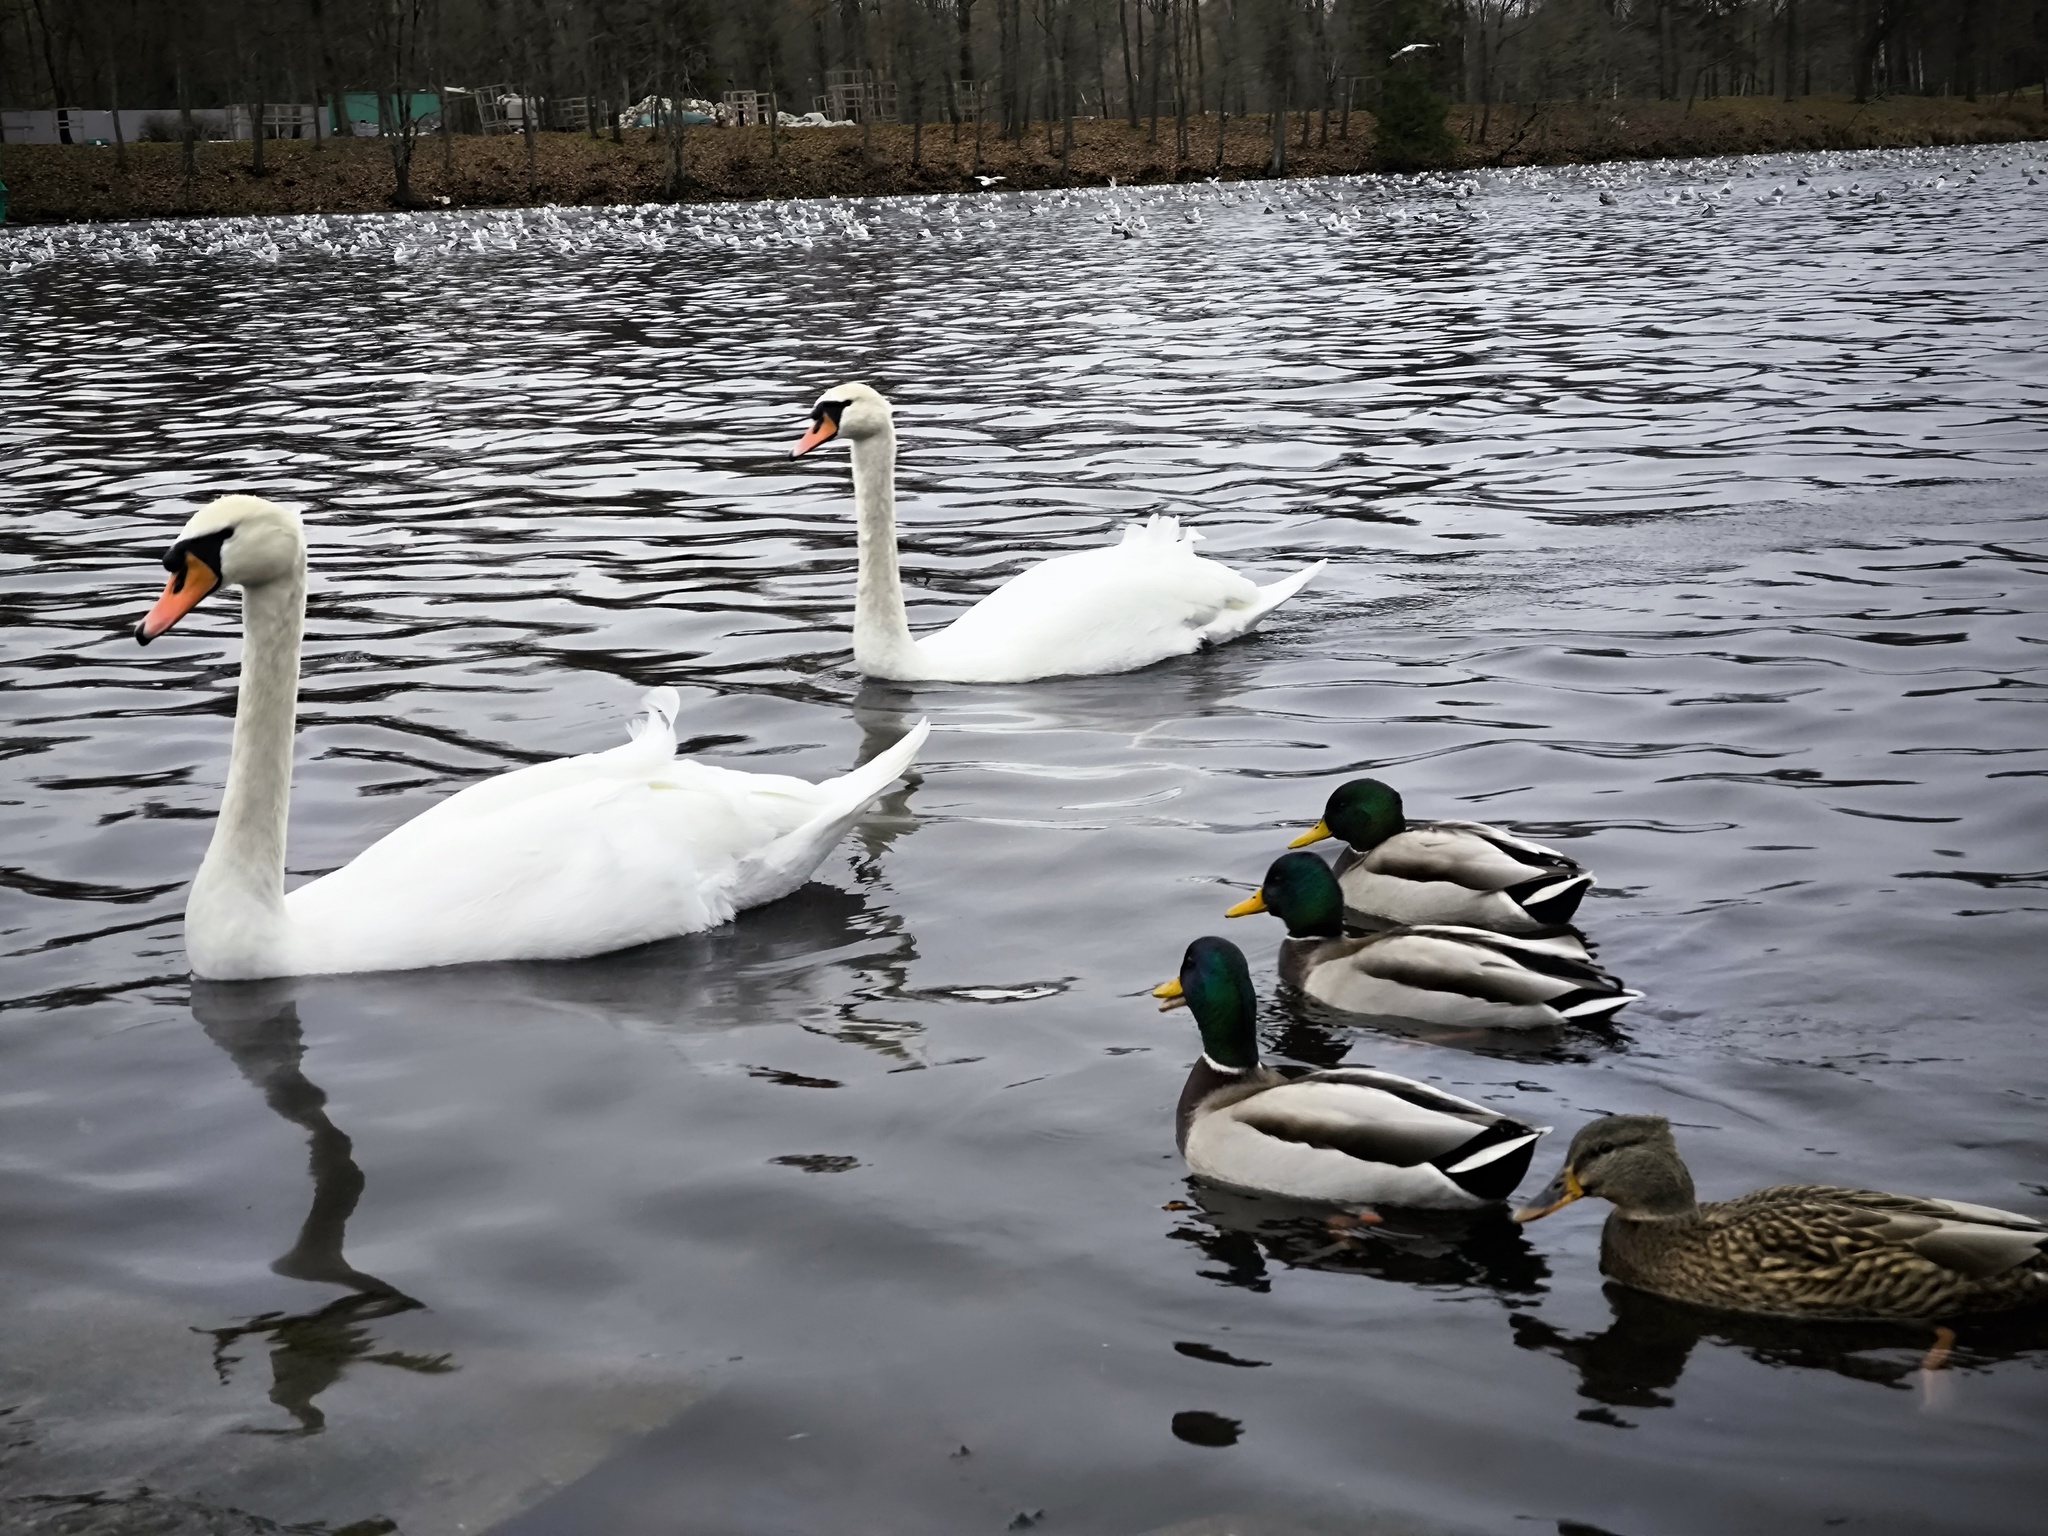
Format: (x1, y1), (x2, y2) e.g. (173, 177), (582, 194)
(791, 398), (848, 457)
(1512, 1163), (1584, 1223)
(135, 532), (227, 645)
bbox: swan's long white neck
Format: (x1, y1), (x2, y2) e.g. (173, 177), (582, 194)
(187, 565), (304, 974)
(846, 423), (922, 680)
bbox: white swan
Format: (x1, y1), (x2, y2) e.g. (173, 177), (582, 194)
(135, 495), (930, 981)
(792, 382), (1323, 683)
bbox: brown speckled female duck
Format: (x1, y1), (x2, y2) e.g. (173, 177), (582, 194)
(1515, 1115), (2048, 1321)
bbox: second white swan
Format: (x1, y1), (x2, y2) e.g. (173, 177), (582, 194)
(792, 382), (1323, 683)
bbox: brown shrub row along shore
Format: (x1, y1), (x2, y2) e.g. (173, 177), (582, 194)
(4, 94), (2045, 225)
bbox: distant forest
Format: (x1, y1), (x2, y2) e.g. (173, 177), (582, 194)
(4, 0), (2043, 133)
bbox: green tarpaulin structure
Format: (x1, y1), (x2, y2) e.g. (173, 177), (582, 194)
(339, 93), (441, 132)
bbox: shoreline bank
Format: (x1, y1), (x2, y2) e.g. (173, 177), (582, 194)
(3, 93), (2043, 225)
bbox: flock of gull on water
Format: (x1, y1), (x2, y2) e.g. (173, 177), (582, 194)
(124, 373), (2048, 1332)
(2, 142), (2042, 275)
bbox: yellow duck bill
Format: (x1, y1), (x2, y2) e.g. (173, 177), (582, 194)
(1287, 818), (1333, 849)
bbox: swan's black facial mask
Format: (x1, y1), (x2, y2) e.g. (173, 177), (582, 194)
(136, 528), (231, 645)
(792, 398), (849, 457)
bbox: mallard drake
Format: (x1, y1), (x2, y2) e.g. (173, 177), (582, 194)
(1288, 778), (1594, 935)
(1516, 1115), (2048, 1320)
(1151, 937), (1549, 1208)
(1227, 852), (1639, 1030)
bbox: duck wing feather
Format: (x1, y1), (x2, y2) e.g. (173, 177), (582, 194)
(1358, 823), (1579, 893)
(1711, 1186), (2048, 1281)
(1225, 1070), (1525, 1168)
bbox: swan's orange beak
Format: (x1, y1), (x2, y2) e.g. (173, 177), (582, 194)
(136, 552), (219, 645)
(792, 417), (838, 457)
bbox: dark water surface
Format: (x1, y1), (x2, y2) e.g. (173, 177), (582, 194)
(3, 144), (2047, 1536)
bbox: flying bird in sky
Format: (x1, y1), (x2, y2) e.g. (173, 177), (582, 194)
(1390, 43), (1438, 60)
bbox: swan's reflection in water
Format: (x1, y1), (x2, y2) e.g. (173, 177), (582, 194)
(1511, 1283), (2048, 1421)
(279, 744), (928, 1065)
(192, 980), (451, 1437)
(849, 620), (1262, 726)
(181, 848), (918, 1465)
(1168, 1182), (1549, 1298)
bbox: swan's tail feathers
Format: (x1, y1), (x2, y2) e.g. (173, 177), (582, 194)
(629, 686), (684, 747)
(1200, 559), (1325, 645)
(816, 716), (931, 815)
(723, 718), (931, 912)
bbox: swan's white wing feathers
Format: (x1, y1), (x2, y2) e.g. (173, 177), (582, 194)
(276, 704), (929, 976)
(376, 687), (688, 842)
(912, 517), (1316, 682)
(284, 774), (742, 972)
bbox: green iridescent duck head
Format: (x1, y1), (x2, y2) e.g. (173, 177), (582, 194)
(1151, 936), (1260, 1071)
(1290, 778), (1406, 853)
(1225, 851), (1346, 939)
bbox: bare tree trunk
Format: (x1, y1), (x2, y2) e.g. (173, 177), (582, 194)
(1060, 0), (1076, 178)
(1119, 0), (1140, 125)
(1043, 11), (1057, 154)
(958, 0), (978, 142)
(1174, 0), (1190, 159)
(176, 41), (196, 208)
(1215, 27), (1230, 169)
(1957, 0), (1978, 99)
(1146, 0), (1162, 141)
(107, 43), (126, 173)
(523, 81), (539, 194)
(26, 0), (71, 119)
(1270, 75), (1286, 174)
(912, 57), (925, 168)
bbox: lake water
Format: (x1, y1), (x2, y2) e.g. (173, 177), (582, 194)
(3, 142), (2047, 1536)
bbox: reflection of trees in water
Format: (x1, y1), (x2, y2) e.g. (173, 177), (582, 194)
(191, 980), (449, 1437)
(1168, 1181), (1550, 1298)
(1512, 1282), (2048, 1420)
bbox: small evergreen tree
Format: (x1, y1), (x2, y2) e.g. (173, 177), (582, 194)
(1374, 0), (1457, 171)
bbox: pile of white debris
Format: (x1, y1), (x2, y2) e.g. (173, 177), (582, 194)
(616, 96), (853, 131)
